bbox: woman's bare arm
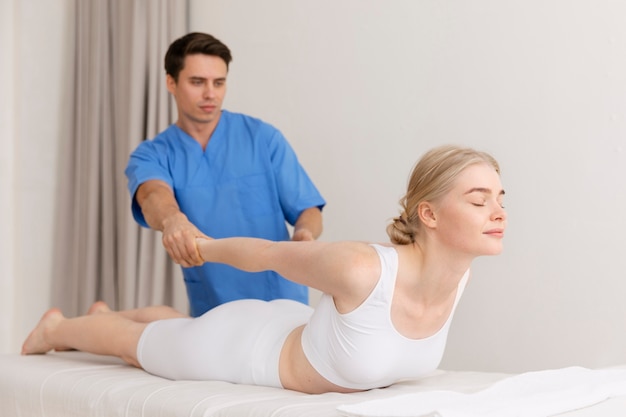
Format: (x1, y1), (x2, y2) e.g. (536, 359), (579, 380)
(195, 237), (380, 304)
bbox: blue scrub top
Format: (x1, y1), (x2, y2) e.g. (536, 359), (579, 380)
(125, 110), (326, 316)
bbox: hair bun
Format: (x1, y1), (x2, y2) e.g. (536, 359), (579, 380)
(386, 215), (414, 245)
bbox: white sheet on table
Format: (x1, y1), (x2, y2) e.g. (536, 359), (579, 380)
(337, 367), (626, 417)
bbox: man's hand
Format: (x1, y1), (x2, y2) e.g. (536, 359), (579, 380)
(291, 228), (315, 241)
(136, 180), (208, 267)
(161, 212), (207, 267)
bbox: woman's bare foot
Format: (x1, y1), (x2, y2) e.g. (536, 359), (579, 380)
(21, 308), (64, 355)
(53, 301), (112, 352)
(87, 301), (111, 315)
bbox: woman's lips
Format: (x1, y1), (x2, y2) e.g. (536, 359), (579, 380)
(484, 229), (504, 238)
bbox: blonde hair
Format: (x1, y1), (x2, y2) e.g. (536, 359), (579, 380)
(387, 145), (500, 245)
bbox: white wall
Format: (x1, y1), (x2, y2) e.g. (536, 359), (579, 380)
(190, 0), (626, 373)
(0, 0), (70, 353)
(0, 0), (17, 354)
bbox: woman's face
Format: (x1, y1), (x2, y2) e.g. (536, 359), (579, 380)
(431, 163), (507, 257)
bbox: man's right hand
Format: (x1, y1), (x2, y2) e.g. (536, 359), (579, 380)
(161, 212), (207, 267)
(136, 180), (208, 267)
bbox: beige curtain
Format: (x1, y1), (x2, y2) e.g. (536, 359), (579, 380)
(52, 0), (189, 316)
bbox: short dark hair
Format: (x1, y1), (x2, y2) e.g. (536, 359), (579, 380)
(164, 32), (233, 81)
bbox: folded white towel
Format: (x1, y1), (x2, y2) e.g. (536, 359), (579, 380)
(337, 367), (626, 417)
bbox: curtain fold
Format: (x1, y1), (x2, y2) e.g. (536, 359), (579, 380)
(52, 0), (189, 316)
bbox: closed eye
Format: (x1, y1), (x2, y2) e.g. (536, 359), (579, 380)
(471, 201), (505, 208)
(466, 187), (506, 209)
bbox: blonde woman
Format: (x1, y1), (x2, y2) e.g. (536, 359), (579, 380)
(22, 145), (506, 394)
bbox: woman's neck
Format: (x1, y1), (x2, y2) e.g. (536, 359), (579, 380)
(397, 241), (471, 307)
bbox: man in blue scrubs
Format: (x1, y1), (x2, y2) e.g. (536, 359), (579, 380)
(125, 32), (325, 316)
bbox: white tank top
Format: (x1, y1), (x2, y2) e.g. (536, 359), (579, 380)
(300, 244), (469, 390)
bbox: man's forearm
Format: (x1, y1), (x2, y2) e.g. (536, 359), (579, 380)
(293, 207), (323, 240)
(136, 180), (184, 231)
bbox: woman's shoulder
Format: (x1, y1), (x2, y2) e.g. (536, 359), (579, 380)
(335, 241), (391, 262)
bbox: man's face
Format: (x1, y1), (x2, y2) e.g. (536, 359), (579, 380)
(167, 54), (228, 128)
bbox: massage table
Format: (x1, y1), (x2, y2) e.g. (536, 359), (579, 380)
(1, 351), (625, 416)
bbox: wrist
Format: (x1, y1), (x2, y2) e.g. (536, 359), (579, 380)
(160, 211), (188, 231)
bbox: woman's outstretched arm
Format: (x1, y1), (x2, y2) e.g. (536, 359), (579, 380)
(195, 237), (381, 303)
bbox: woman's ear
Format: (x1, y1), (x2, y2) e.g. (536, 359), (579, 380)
(417, 201), (437, 229)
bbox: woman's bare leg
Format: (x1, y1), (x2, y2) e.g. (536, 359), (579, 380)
(87, 301), (188, 322)
(51, 302), (188, 353)
(22, 308), (148, 367)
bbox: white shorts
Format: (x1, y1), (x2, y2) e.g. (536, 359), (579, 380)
(136, 299), (313, 388)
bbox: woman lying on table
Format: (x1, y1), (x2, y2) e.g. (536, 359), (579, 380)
(22, 144), (507, 394)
